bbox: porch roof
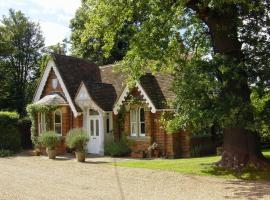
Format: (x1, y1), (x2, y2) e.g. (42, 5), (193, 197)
(35, 93), (68, 106)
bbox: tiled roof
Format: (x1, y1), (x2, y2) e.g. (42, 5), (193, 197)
(99, 64), (126, 100)
(52, 54), (100, 111)
(83, 82), (117, 111)
(35, 93), (67, 105)
(51, 54), (174, 111)
(139, 73), (175, 109)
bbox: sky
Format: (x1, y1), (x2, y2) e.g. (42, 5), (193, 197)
(0, 0), (81, 47)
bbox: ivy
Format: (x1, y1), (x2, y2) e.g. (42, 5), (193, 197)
(26, 104), (59, 146)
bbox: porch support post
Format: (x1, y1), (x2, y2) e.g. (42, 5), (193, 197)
(99, 111), (104, 155)
(82, 108), (88, 131)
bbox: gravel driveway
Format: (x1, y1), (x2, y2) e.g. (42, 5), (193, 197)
(0, 152), (269, 200)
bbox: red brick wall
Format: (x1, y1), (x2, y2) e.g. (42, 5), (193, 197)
(114, 104), (191, 158)
(37, 69), (84, 155)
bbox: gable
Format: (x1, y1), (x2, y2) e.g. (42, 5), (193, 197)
(75, 82), (117, 112)
(113, 82), (157, 114)
(41, 69), (64, 98)
(33, 59), (79, 117)
(75, 83), (103, 112)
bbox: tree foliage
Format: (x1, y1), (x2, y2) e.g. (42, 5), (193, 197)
(70, 0), (134, 64)
(0, 9), (44, 115)
(71, 0), (270, 137)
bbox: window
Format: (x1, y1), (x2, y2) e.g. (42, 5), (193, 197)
(90, 120), (94, 136)
(39, 113), (46, 134)
(139, 108), (145, 136)
(130, 107), (145, 137)
(130, 109), (137, 136)
(52, 78), (58, 89)
(89, 109), (99, 116)
(106, 113), (110, 133)
(54, 110), (62, 135)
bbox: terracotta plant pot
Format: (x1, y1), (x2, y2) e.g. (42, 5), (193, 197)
(33, 149), (40, 156)
(75, 151), (86, 162)
(46, 148), (56, 159)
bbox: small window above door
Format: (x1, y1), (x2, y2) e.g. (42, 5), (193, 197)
(89, 109), (99, 116)
(52, 78), (58, 89)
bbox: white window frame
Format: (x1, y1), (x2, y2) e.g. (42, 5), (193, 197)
(130, 107), (145, 137)
(54, 110), (62, 136)
(130, 109), (137, 137)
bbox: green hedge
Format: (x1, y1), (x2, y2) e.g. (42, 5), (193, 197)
(0, 111), (21, 152)
(104, 138), (131, 157)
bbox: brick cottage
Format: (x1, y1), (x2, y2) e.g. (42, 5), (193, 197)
(32, 54), (191, 158)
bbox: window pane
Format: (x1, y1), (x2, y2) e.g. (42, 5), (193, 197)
(131, 123), (136, 135)
(90, 120), (94, 136)
(140, 108), (145, 121)
(130, 109), (136, 122)
(55, 111), (61, 123)
(106, 116), (110, 133)
(96, 120), (99, 136)
(140, 123), (145, 134)
(55, 124), (61, 134)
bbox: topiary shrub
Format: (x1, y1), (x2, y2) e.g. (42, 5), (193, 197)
(104, 138), (131, 157)
(0, 111), (21, 152)
(65, 128), (89, 152)
(38, 131), (59, 150)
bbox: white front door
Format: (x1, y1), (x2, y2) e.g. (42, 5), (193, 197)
(87, 116), (100, 154)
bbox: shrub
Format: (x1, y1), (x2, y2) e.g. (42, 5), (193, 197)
(38, 131), (59, 150)
(190, 145), (202, 157)
(0, 111), (21, 152)
(18, 117), (32, 149)
(65, 128), (89, 152)
(0, 149), (13, 157)
(105, 138), (131, 157)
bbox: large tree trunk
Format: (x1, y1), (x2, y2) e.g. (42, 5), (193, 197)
(217, 128), (269, 170)
(187, 1), (269, 170)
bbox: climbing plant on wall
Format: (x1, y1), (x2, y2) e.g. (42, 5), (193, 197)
(26, 104), (58, 146)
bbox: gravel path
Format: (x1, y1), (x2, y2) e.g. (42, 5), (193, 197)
(0, 153), (270, 200)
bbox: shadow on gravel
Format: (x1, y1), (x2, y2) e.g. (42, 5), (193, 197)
(113, 158), (125, 200)
(223, 180), (270, 200)
(201, 162), (270, 181)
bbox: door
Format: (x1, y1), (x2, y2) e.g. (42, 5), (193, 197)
(87, 116), (100, 154)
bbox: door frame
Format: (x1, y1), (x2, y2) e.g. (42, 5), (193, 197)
(84, 108), (104, 155)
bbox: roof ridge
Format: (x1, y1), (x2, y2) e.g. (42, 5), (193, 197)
(51, 53), (95, 64)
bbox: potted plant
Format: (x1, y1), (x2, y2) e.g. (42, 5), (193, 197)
(65, 128), (89, 162)
(38, 131), (59, 159)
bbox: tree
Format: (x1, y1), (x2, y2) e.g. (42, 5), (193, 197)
(71, 0), (270, 169)
(0, 9), (44, 115)
(70, 0), (135, 65)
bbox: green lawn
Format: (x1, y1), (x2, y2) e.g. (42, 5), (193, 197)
(115, 149), (270, 181)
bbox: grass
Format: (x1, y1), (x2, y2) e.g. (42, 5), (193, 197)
(115, 149), (270, 181)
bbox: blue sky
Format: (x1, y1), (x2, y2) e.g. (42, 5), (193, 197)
(0, 0), (81, 47)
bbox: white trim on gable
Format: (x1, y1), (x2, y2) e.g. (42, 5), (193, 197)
(113, 86), (130, 114)
(75, 82), (105, 113)
(136, 82), (156, 113)
(33, 59), (80, 117)
(113, 81), (157, 114)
